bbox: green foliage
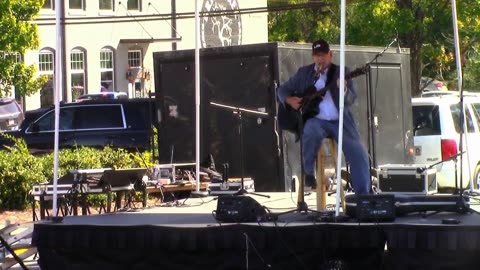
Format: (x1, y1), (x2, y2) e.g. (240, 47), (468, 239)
(268, 0), (332, 42)
(463, 49), (480, 91)
(0, 0), (45, 97)
(37, 146), (139, 183)
(0, 135), (146, 210)
(0, 136), (47, 209)
(129, 127), (159, 169)
(268, 0), (480, 96)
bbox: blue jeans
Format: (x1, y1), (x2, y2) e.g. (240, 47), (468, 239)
(302, 118), (370, 194)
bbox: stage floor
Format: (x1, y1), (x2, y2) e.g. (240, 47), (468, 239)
(33, 191), (480, 226)
(32, 192), (480, 270)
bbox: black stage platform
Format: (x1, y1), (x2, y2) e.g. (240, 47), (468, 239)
(32, 193), (480, 270)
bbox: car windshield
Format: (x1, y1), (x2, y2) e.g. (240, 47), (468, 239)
(412, 105), (441, 136)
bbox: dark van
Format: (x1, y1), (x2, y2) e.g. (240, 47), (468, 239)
(0, 99), (160, 152)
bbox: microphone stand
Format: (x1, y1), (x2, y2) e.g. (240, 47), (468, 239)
(364, 37), (398, 183)
(417, 150), (480, 215)
(275, 109), (324, 216)
(210, 101), (270, 198)
(454, 101), (479, 215)
(416, 151), (465, 173)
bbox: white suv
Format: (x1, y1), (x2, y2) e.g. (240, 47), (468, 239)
(412, 95), (480, 191)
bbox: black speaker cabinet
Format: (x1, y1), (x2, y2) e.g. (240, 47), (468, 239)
(214, 195), (267, 223)
(154, 44), (283, 191)
(345, 194), (396, 222)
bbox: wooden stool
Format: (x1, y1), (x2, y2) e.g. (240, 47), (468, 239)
(315, 138), (345, 210)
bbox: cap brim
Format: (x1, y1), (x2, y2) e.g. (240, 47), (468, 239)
(312, 50), (329, 55)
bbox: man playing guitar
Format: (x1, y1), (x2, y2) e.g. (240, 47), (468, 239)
(277, 39), (370, 195)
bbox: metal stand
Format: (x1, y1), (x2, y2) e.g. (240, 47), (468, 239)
(273, 111), (333, 219)
(364, 37), (398, 172)
(454, 96), (480, 215)
(210, 101), (270, 198)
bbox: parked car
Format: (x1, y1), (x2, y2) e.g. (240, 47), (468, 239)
(75, 92), (128, 102)
(0, 99), (160, 153)
(420, 91), (457, 98)
(0, 98), (24, 131)
(412, 95), (480, 191)
(421, 90), (480, 98)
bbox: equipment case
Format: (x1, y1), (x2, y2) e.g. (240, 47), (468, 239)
(209, 178), (255, 195)
(378, 164), (437, 194)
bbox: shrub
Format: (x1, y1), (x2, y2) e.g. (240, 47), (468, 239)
(0, 137), (47, 209)
(0, 136), (150, 210)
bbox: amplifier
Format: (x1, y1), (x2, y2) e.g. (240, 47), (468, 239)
(378, 164), (437, 194)
(214, 195), (266, 223)
(345, 194), (396, 222)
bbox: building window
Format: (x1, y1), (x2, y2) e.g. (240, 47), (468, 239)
(100, 48), (114, 91)
(12, 53), (22, 63)
(39, 51), (54, 72)
(70, 49), (86, 101)
(127, 0), (140, 10)
(99, 0), (114, 10)
(39, 50), (55, 107)
(127, 49), (143, 98)
(71, 50), (84, 70)
(43, 0), (54, 9)
(69, 0), (84, 10)
(127, 50), (142, 68)
(4, 52), (22, 63)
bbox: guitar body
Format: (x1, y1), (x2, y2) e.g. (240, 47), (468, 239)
(277, 103), (301, 133)
(300, 85), (321, 122)
(277, 85), (322, 135)
(277, 65), (367, 134)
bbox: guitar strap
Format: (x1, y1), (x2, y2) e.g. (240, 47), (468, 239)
(325, 64), (337, 86)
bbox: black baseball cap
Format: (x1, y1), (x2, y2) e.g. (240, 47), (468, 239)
(312, 39), (330, 54)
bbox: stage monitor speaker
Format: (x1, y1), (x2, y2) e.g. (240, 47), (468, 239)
(345, 194), (396, 222)
(214, 195), (267, 223)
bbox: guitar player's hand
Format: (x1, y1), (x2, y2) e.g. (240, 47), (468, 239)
(286, 96), (303, 111)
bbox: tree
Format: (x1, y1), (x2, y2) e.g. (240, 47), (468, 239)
(268, 0), (480, 96)
(346, 0), (480, 96)
(463, 49), (480, 91)
(0, 0), (47, 98)
(268, 0), (332, 42)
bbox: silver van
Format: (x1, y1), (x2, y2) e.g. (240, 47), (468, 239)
(0, 98), (24, 131)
